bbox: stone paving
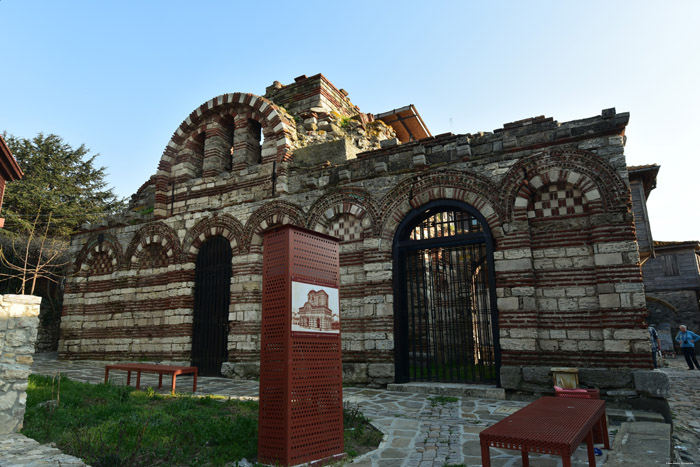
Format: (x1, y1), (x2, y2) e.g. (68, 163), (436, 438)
(0, 352), (629, 466)
(658, 355), (700, 464)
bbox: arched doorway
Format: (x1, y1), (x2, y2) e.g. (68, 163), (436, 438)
(192, 236), (232, 376)
(393, 200), (499, 384)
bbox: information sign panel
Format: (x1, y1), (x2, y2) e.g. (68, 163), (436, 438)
(258, 225), (344, 466)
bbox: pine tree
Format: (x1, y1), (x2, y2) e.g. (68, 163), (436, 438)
(1, 132), (124, 236)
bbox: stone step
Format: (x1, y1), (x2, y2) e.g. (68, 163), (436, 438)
(386, 382), (506, 399)
(603, 421), (671, 466)
(606, 408), (666, 424)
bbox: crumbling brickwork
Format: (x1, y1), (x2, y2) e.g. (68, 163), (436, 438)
(60, 74), (649, 393)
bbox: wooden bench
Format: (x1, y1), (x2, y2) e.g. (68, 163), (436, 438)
(104, 363), (198, 395)
(479, 396), (610, 467)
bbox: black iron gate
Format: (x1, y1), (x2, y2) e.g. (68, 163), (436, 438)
(192, 236), (232, 376)
(394, 201), (499, 384)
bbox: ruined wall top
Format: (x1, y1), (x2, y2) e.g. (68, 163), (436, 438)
(264, 73), (361, 118)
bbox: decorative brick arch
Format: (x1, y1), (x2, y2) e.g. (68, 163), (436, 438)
(157, 93), (296, 175)
(377, 171), (504, 250)
(182, 215), (244, 262)
(501, 149), (629, 222)
(74, 233), (124, 276)
(244, 200), (306, 252)
(153, 93), (298, 218)
(125, 222), (182, 269)
(305, 188), (380, 238)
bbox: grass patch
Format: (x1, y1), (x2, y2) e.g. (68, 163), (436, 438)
(24, 374), (257, 466)
(24, 374), (381, 465)
(343, 403), (383, 458)
(428, 395), (459, 407)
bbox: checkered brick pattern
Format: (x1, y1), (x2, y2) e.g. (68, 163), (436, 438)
(328, 214), (362, 242)
(89, 252), (113, 275)
(140, 243), (169, 269)
(528, 184), (586, 219)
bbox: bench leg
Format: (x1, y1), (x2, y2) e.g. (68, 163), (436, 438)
(136, 371), (141, 390)
(127, 371), (131, 386)
(585, 430), (595, 466)
(158, 374), (163, 389)
(171, 374), (176, 395)
(104, 368), (109, 384)
(600, 412), (611, 449)
(521, 450), (529, 467)
(193, 370), (197, 393)
(480, 443), (491, 467)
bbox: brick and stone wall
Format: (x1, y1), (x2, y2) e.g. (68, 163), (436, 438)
(59, 75), (650, 395)
(0, 294), (42, 434)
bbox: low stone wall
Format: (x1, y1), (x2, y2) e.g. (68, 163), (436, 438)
(502, 365), (671, 420)
(0, 294), (42, 435)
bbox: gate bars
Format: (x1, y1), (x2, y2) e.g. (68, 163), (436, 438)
(192, 236), (232, 376)
(395, 203), (500, 384)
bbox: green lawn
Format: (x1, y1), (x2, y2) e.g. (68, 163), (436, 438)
(23, 374), (381, 466)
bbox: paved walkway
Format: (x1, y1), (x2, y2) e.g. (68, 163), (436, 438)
(658, 355), (700, 464)
(1, 353), (625, 466)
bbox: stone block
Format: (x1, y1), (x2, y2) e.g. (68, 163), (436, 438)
(494, 258), (531, 272)
(567, 330), (590, 340)
(367, 363), (394, 378)
(509, 328), (537, 339)
(497, 297), (519, 311)
(499, 366), (522, 390)
(579, 367), (633, 388)
(594, 253), (623, 266)
(503, 248), (530, 260)
(220, 362), (260, 380)
(522, 366), (551, 385)
(343, 362), (368, 384)
(293, 138), (358, 167)
(412, 154), (426, 167)
(633, 370), (670, 398)
(499, 338), (536, 351)
(577, 341), (603, 354)
(613, 329), (646, 340)
(599, 293), (621, 308)
(380, 138), (399, 148)
(604, 339), (630, 352)
(539, 339), (559, 351)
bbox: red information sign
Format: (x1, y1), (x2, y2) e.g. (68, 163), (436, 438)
(258, 226), (344, 466)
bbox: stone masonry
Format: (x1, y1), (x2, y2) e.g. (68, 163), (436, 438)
(59, 73), (652, 398)
(0, 294), (41, 434)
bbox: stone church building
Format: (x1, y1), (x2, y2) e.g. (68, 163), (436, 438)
(59, 74), (652, 395)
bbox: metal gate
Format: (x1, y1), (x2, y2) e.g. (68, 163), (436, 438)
(394, 201), (499, 384)
(192, 236), (232, 376)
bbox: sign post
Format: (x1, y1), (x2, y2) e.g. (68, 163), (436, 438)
(258, 225), (344, 466)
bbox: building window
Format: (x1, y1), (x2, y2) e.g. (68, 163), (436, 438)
(662, 254), (680, 276)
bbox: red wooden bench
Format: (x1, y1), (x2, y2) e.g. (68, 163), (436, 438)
(104, 363), (198, 395)
(479, 396), (610, 467)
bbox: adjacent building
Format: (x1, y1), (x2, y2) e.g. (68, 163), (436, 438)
(0, 135), (24, 228)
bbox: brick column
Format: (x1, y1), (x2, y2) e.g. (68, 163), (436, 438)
(203, 124), (233, 177)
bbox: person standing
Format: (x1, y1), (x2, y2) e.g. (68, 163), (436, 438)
(675, 325), (700, 370)
(649, 325), (662, 369)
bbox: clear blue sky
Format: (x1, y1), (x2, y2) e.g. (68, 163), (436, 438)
(1, 1), (698, 241)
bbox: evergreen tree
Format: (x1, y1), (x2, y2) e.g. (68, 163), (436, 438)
(2, 132), (124, 236)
